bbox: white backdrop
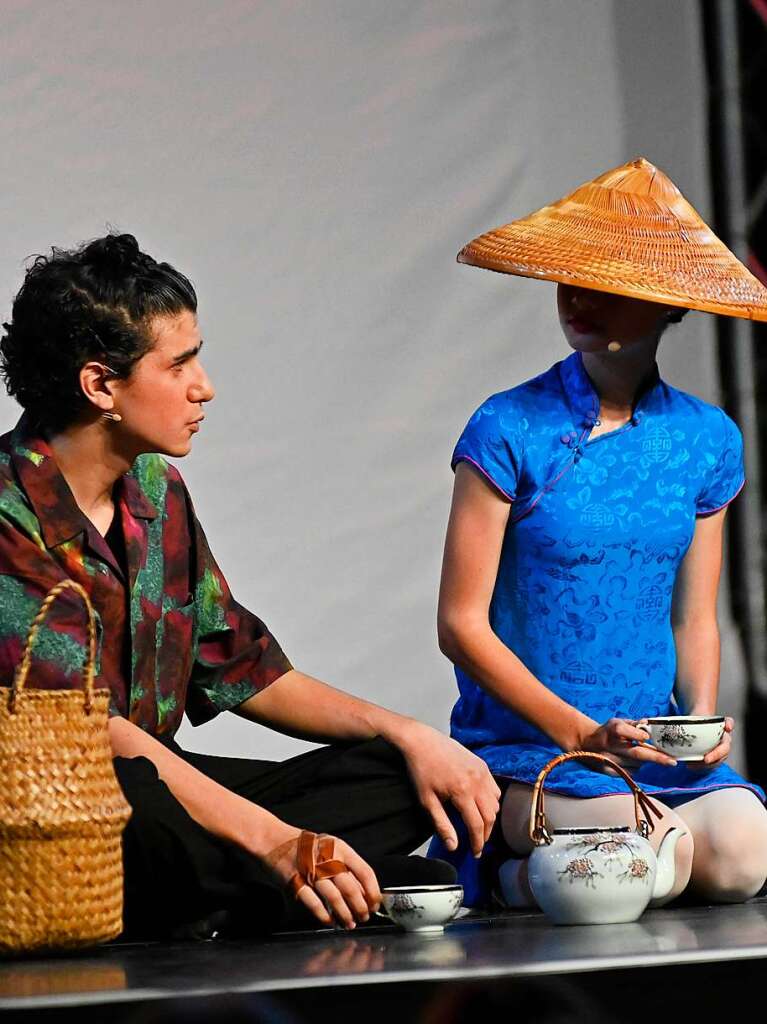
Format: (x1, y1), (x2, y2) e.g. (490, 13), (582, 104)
(1, 1), (745, 765)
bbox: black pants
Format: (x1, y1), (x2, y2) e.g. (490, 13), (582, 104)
(114, 736), (451, 938)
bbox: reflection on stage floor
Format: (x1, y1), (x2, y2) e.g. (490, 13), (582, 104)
(2, 897), (766, 1020)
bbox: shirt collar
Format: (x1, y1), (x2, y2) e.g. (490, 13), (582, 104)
(559, 351), (661, 427)
(10, 415), (157, 550)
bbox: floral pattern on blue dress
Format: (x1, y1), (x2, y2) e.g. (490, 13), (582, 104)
(449, 352), (762, 801)
(431, 352), (763, 904)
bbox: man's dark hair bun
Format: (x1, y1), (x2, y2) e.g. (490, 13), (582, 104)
(83, 233), (154, 276)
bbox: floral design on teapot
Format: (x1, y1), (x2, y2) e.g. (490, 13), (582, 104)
(657, 724), (694, 748)
(558, 856), (602, 888)
(618, 857), (651, 884)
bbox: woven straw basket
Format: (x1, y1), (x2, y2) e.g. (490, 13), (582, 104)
(0, 580), (131, 953)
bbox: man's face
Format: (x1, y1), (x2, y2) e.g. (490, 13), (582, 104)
(111, 309), (215, 458)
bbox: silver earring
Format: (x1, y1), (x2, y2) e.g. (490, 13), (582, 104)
(102, 411), (122, 423)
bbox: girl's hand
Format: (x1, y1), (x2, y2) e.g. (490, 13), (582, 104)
(580, 717), (678, 767)
(684, 716), (734, 772)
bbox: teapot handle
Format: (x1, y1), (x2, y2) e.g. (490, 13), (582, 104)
(528, 750), (665, 846)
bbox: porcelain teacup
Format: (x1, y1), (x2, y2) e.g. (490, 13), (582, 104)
(379, 884), (463, 933)
(641, 715), (726, 761)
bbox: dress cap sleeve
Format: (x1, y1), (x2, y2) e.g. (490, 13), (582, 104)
(695, 410), (745, 516)
(451, 395), (521, 503)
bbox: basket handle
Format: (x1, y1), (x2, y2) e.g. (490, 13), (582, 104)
(528, 750), (664, 846)
(9, 579), (97, 715)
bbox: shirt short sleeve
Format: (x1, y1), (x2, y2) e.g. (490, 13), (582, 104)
(183, 497), (293, 726)
(695, 410), (745, 516)
(451, 395), (521, 502)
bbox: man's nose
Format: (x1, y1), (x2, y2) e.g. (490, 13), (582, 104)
(191, 365), (215, 404)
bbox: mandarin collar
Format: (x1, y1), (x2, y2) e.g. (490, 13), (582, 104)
(559, 351), (661, 428)
(9, 415), (157, 550)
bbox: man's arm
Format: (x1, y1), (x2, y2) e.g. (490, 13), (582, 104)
(108, 716), (379, 929)
(109, 716), (290, 853)
(236, 669), (501, 857)
(182, 476), (500, 855)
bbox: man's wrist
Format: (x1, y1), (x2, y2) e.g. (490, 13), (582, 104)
(239, 808), (296, 859)
(373, 711), (424, 752)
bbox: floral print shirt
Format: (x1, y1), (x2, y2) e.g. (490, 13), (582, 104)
(0, 416), (292, 736)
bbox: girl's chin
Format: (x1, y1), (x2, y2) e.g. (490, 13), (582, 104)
(565, 334), (608, 353)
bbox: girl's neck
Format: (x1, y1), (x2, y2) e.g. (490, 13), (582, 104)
(581, 337), (660, 414)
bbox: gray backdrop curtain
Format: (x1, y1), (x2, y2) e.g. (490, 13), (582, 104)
(1, 1), (746, 766)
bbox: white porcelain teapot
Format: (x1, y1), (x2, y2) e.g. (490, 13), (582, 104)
(525, 751), (684, 926)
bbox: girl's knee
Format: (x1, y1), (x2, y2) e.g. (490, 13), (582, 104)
(690, 801), (767, 903)
(500, 784), (536, 854)
(693, 832), (767, 903)
(693, 859), (766, 903)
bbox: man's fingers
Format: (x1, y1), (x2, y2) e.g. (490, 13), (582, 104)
(296, 884), (333, 927)
(451, 796), (486, 857)
(476, 793), (500, 843)
(342, 846), (381, 910)
(314, 876), (356, 929)
(424, 795), (459, 852)
(332, 872), (371, 923)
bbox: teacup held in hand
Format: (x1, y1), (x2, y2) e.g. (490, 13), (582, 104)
(641, 716), (726, 762)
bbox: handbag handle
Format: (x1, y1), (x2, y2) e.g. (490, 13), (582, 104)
(528, 750), (664, 846)
(9, 579), (98, 715)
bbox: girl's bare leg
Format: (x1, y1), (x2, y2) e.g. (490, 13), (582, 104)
(674, 788), (767, 903)
(499, 782), (694, 906)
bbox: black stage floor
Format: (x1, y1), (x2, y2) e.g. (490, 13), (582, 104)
(2, 898), (766, 1022)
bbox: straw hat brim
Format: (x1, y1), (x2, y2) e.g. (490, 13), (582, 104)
(458, 174), (767, 323)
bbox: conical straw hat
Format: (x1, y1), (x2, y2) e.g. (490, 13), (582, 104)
(458, 157), (767, 322)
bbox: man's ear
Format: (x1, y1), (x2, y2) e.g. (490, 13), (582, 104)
(79, 361), (117, 414)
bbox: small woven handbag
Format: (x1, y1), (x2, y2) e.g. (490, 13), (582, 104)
(0, 579), (132, 952)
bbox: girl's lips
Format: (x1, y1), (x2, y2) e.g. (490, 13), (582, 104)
(568, 316), (601, 334)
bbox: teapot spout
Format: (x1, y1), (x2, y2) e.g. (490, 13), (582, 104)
(652, 827), (685, 901)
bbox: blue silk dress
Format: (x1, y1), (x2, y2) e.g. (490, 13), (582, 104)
(431, 352), (764, 902)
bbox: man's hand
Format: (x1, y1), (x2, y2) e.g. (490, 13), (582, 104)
(395, 722), (501, 857)
(264, 825), (381, 930)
